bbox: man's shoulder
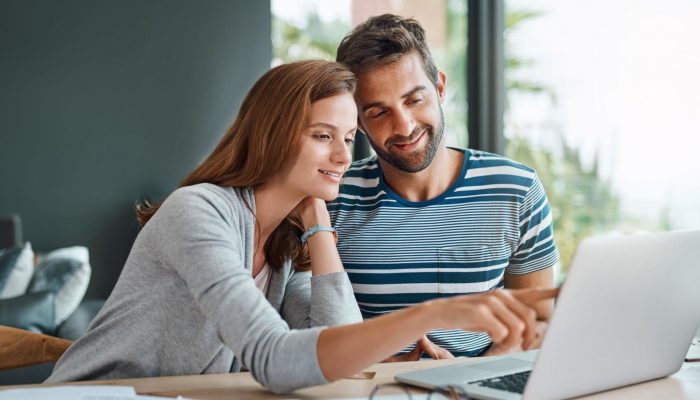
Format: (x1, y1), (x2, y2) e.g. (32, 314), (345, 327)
(464, 148), (537, 176)
(346, 155), (381, 173)
(340, 155), (381, 189)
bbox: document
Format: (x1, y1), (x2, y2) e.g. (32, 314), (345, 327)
(0, 385), (189, 400)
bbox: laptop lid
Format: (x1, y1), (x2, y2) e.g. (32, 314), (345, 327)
(524, 229), (700, 399)
(395, 230), (700, 400)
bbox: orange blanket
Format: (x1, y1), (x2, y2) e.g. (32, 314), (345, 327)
(0, 325), (72, 370)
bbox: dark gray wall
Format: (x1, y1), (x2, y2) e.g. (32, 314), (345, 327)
(0, 0), (271, 298)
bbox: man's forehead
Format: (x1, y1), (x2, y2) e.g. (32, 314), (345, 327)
(354, 54), (433, 102)
(356, 53), (424, 82)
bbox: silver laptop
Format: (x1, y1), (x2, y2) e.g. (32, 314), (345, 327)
(396, 230), (700, 400)
(686, 325), (700, 362)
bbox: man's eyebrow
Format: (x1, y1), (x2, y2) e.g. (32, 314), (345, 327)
(402, 85), (427, 99)
(307, 122), (337, 130)
(361, 85), (428, 112)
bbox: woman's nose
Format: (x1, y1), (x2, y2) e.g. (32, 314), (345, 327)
(332, 139), (352, 166)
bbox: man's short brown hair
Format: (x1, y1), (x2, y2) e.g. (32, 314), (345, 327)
(336, 14), (439, 86)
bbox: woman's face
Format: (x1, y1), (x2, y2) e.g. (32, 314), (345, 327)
(283, 93), (357, 201)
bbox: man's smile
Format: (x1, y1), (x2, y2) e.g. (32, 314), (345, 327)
(389, 127), (427, 152)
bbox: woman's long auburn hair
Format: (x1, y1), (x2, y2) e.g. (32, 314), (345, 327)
(136, 60), (356, 271)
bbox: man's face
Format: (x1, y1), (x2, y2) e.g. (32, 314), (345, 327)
(355, 52), (446, 173)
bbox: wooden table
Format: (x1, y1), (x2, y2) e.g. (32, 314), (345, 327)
(4, 359), (700, 399)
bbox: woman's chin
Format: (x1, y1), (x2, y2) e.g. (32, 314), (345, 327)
(310, 188), (339, 202)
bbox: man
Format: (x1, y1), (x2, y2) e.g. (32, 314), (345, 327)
(328, 14), (559, 358)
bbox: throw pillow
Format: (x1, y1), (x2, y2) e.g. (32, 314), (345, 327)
(0, 291), (55, 333)
(27, 246), (91, 327)
(0, 242), (34, 299)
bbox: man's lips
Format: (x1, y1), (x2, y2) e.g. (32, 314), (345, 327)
(389, 128), (426, 149)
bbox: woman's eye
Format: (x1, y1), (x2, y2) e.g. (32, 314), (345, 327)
(313, 133), (331, 141)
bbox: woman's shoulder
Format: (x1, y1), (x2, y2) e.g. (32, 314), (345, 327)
(170, 183), (248, 206)
(159, 183), (254, 225)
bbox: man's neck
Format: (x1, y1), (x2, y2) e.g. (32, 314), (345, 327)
(379, 146), (464, 202)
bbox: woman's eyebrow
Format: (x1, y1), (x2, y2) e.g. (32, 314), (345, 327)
(307, 122), (337, 131)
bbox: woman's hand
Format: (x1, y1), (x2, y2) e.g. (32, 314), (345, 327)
(428, 288), (558, 352)
(293, 197), (341, 276)
(293, 197), (331, 230)
(317, 287), (558, 382)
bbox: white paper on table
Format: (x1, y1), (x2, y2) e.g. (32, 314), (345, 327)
(0, 385), (191, 400)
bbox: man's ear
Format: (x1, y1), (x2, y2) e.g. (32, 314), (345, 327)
(436, 70), (447, 104)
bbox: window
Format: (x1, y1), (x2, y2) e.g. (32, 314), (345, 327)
(272, 0), (469, 148)
(504, 0), (700, 275)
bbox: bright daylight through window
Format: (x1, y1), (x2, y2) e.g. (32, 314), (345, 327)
(272, 0), (468, 148)
(273, 0), (700, 279)
(505, 0), (700, 276)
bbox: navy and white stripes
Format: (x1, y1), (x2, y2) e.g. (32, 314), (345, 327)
(328, 148), (558, 356)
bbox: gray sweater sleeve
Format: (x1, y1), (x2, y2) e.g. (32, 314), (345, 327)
(282, 270), (363, 329)
(155, 187), (328, 393)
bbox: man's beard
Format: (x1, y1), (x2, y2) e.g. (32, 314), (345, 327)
(367, 109), (445, 173)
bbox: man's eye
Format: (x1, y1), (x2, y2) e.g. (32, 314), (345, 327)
(344, 138), (355, 145)
(408, 97), (423, 105)
(369, 110), (386, 119)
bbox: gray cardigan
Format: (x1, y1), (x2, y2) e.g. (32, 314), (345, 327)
(46, 184), (362, 393)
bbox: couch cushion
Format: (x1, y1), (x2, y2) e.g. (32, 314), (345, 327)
(0, 242), (34, 299)
(56, 299), (105, 340)
(27, 246), (91, 327)
(0, 291), (55, 333)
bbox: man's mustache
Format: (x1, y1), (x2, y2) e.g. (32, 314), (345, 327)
(386, 125), (430, 147)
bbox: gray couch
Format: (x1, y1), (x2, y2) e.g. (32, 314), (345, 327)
(0, 215), (105, 384)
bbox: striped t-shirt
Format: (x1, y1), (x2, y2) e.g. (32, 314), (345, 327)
(328, 148), (559, 356)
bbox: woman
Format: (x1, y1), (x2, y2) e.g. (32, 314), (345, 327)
(47, 60), (555, 393)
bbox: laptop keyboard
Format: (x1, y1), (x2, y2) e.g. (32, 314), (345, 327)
(470, 370), (531, 394)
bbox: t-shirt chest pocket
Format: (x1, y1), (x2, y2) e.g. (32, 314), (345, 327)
(437, 245), (502, 294)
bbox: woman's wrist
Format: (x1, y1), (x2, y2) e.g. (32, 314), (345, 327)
(301, 224), (336, 244)
(298, 199), (331, 230)
(302, 214), (331, 230)
(416, 299), (444, 330)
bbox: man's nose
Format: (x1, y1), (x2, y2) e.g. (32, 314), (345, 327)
(392, 109), (416, 137)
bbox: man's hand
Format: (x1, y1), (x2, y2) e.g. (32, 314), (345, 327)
(483, 320), (548, 356)
(382, 335), (455, 362)
(526, 320), (548, 349)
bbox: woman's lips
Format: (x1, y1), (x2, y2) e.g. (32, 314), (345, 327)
(319, 169), (343, 183)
